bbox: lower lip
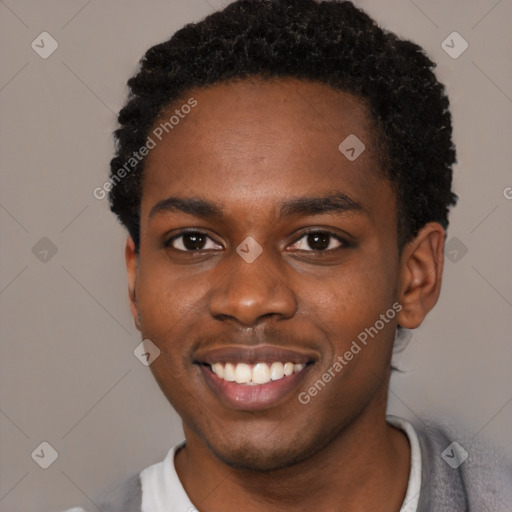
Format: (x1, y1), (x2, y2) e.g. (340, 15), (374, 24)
(199, 364), (312, 411)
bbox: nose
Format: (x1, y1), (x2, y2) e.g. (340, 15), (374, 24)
(208, 248), (297, 328)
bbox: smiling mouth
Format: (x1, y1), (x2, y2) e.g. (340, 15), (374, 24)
(207, 361), (308, 385)
(194, 344), (317, 409)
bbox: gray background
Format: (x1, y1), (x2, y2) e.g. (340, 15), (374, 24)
(1, 0), (511, 511)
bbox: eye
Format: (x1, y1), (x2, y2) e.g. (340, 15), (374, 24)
(288, 230), (347, 252)
(165, 231), (223, 252)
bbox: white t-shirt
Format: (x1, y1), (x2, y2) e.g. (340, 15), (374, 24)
(63, 415), (421, 512)
(139, 415), (422, 512)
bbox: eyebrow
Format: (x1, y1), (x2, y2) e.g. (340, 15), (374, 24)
(278, 191), (363, 219)
(149, 196), (222, 219)
(149, 191), (364, 220)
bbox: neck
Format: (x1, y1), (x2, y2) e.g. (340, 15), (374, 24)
(175, 388), (410, 512)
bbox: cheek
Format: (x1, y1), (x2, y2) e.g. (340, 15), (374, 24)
(300, 271), (397, 417)
(135, 268), (206, 404)
(305, 254), (399, 393)
(135, 262), (204, 363)
(137, 253), (202, 317)
(312, 258), (397, 330)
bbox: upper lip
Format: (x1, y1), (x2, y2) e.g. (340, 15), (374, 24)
(194, 344), (318, 366)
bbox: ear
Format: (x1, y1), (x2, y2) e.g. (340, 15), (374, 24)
(397, 222), (445, 329)
(125, 236), (141, 331)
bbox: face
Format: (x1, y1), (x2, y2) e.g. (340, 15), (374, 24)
(127, 78), (411, 471)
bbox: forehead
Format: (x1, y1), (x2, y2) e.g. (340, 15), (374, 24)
(141, 78), (388, 218)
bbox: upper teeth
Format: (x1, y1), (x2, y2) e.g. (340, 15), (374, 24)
(211, 362), (306, 385)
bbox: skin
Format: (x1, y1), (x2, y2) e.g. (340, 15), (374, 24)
(125, 78), (445, 511)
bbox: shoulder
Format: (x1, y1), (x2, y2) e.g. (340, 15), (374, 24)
(94, 472), (142, 512)
(414, 419), (512, 511)
(58, 443), (185, 512)
(59, 473), (142, 512)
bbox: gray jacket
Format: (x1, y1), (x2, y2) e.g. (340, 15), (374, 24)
(79, 421), (512, 511)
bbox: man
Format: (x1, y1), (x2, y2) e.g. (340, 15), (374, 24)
(65, 0), (511, 510)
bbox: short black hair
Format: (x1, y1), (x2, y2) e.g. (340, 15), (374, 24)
(109, 0), (457, 251)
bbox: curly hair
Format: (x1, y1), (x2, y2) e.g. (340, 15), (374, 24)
(108, 0), (457, 251)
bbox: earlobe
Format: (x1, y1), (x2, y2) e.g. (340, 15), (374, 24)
(397, 223), (445, 329)
(125, 236), (141, 331)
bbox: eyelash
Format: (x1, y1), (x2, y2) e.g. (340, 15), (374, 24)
(164, 229), (351, 254)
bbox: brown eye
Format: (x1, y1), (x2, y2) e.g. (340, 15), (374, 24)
(166, 231), (222, 252)
(289, 231), (346, 252)
(306, 232), (331, 251)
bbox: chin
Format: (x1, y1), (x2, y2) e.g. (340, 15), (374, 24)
(213, 445), (305, 472)
(200, 429), (320, 472)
